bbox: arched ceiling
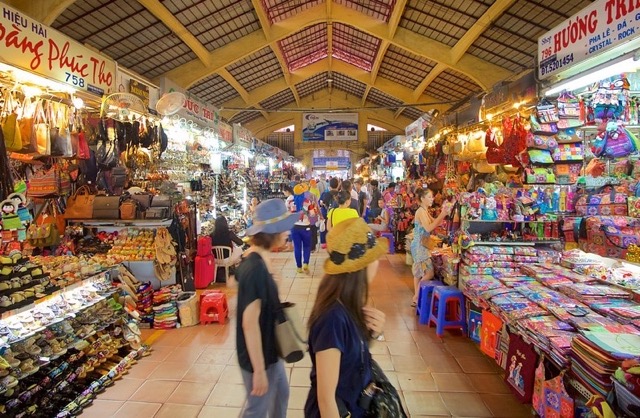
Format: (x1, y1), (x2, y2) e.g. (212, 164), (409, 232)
(10, 0), (593, 137)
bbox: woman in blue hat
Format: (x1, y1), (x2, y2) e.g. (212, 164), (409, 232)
(236, 198), (299, 418)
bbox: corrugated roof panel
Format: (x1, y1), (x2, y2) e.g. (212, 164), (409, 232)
(335, 0), (395, 22)
(402, 107), (424, 121)
(261, 0), (323, 24)
(295, 73), (329, 98)
(189, 74), (240, 107)
(332, 23), (381, 71)
(332, 73), (367, 98)
(161, 0), (261, 52)
(230, 108), (262, 125)
(227, 47), (284, 91)
(366, 88), (403, 110)
(279, 24), (328, 72)
(260, 89), (296, 110)
(378, 45), (436, 90)
(425, 69), (481, 102)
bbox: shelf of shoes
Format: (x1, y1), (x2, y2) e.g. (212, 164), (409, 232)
(0, 271), (151, 417)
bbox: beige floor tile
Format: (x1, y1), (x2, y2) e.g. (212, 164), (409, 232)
(481, 393), (532, 417)
(369, 341), (389, 355)
(468, 373), (511, 394)
(432, 373), (476, 392)
(205, 383), (247, 407)
(195, 348), (235, 364)
(287, 409), (305, 418)
(182, 364), (225, 383)
(219, 365), (245, 384)
(98, 378), (146, 401)
(392, 355), (427, 372)
(199, 405), (243, 417)
(154, 403), (202, 418)
(167, 346), (206, 364)
(166, 381), (215, 405)
(382, 329), (415, 342)
(444, 340), (485, 357)
(290, 367), (311, 387)
(423, 354), (463, 373)
(146, 361), (189, 380)
(112, 401), (162, 418)
(81, 400), (124, 417)
(440, 392), (493, 417)
(372, 354), (394, 371)
(396, 372), (437, 391)
(387, 341), (421, 356)
(288, 386), (310, 409)
(139, 345), (174, 362)
(129, 380), (180, 403)
(456, 356), (502, 374)
(403, 391), (451, 416)
(125, 361), (161, 380)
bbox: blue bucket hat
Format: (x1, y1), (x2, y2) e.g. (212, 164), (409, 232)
(245, 198), (299, 236)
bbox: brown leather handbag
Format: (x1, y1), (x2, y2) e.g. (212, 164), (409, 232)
(64, 186), (95, 219)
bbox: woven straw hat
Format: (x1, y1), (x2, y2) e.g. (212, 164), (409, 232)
(324, 218), (388, 275)
(293, 183), (309, 195)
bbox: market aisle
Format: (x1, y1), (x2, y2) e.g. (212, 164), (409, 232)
(85, 252), (532, 418)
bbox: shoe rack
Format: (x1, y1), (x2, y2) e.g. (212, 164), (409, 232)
(0, 268), (151, 417)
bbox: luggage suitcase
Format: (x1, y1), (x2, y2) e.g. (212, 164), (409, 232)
(194, 254), (215, 289)
(197, 236), (212, 257)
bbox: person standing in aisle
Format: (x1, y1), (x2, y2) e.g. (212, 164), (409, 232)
(409, 187), (453, 307)
(353, 178), (368, 217)
(317, 174), (327, 196)
(319, 177), (340, 249)
(304, 217), (387, 417)
(236, 199), (298, 418)
(341, 180), (360, 215)
(290, 183), (313, 273)
(368, 180), (382, 223)
(326, 191), (359, 231)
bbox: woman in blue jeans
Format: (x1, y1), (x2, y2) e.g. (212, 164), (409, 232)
(236, 199), (299, 418)
(288, 183), (313, 273)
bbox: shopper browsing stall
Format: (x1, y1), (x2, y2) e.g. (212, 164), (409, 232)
(236, 199), (298, 418)
(410, 188), (453, 307)
(327, 191), (359, 231)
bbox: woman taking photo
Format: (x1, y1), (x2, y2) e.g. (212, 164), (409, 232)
(236, 199), (298, 418)
(305, 218), (388, 417)
(410, 187), (453, 307)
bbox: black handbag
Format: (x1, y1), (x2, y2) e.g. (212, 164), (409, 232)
(92, 195), (121, 219)
(151, 195), (171, 208)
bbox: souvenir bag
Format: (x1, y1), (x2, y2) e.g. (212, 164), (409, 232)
(49, 101), (72, 157)
(552, 143), (583, 162)
(526, 167), (556, 184)
(629, 196), (640, 218)
(485, 127), (505, 164)
(502, 115), (527, 166)
(119, 198), (138, 220)
(480, 310), (503, 360)
(27, 165), (61, 198)
(528, 149), (554, 164)
(593, 122), (637, 158)
(533, 359), (574, 418)
(27, 200), (62, 247)
(530, 114), (558, 135)
(33, 100), (51, 155)
(275, 301), (306, 363)
(526, 132), (557, 150)
(504, 333), (538, 403)
(608, 158), (631, 176)
(537, 99), (559, 123)
(556, 128), (582, 143)
(1, 89), (22, 152)
(574, 190), (628, 216)
(557, 91), (581, 119)
(467, 130), (486, 154)
(17, 97), (37, 153)
(554, 164), (581, 185)
(64, 185), (95, 219)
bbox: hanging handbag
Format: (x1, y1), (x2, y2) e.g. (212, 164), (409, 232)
(27, 201), (62, 247)
(27, 166), (60, 198)
(131, 192), (152, 210)
(533, 359), (574, 418)
(49, 102), (72, 157)
(1, 90), (22, 152)
(64, 185), (95, 219)
(119, 198), (138, 220)
(275, 301), (306, 363)
(18, 97), (37, 153)
(92, 195), (121, 219)
(33, 100), (50, 155)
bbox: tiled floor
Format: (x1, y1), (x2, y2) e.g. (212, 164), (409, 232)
(85, 252), (532, 417)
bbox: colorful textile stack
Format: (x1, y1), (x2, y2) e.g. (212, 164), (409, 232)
(135, 282), (154, 325)
(570, 330), (640, 397)
(558, 283), (632, 301)
(152, 286), (179, 329)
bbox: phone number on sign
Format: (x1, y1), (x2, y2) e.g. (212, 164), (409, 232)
(540, 53), (574, 76)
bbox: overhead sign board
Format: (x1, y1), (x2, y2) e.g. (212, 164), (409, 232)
(302, 113), (358, 141)
(159, 77), (218, 129)
(0, 3), (116, 95)
(537, 0), (640, 79)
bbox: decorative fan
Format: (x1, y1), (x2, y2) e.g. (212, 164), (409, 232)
(155, 92), (186, 116)
(100, 93), (146, 119)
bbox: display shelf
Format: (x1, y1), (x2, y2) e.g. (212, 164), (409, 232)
(67, 219), (172, 227)
(469, 240), (561, 246)
(463, 219), (557, 223)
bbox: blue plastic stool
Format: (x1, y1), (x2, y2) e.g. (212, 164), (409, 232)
(416, 280), (444, 324)
(428, 286), (467, 337)
(379, 232), (395, 254)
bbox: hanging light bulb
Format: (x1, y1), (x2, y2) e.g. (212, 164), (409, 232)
(72, 96), (84, 109)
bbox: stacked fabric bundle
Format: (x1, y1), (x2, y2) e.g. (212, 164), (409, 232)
(136, 282), (154, 325)
(570, 330), (640, 397)
(558, 283), (633, 301)
(152, 286), (179, 329)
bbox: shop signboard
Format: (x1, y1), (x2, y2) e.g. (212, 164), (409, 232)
(0, 3), (116, 95)
(130, 79), (149, 108)
(159, 77), (218, 129)
(537, 0), (640, 80)
(233, 123), (254, 149)
(217, 120), (233, 145)
(312, 156), (350, 168)
(405, 116), (430, 140)
(302, 112), (358, 141)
